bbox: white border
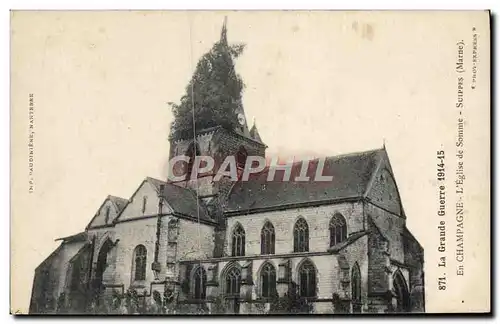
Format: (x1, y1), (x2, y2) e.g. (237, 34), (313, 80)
(3, 1), (498, 324)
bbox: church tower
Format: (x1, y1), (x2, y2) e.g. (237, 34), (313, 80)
(167, 19), (266, 210)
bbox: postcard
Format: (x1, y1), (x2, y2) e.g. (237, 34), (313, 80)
(10, 10), (490, 314)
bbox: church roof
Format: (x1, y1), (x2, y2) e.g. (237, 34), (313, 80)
(225, 148), (384, 214)
(146, 177), (213, 223)
(108, 195), (128, 213)
(55, 231), (88, 243)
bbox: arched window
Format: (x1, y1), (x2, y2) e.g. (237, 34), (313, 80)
(186, 143), (200, 180)
(231, 223), (245, 257)
(330, 213), (347, 246)
(260, 262), (277, 298)
(192, 266), (207, 300)
(298, 259), (317, 298)
(261, 221), (275, 255)
(224, 264), (241, 314)
(293, 218), (309, 252)
(351, 262), (362, 313)
(133, 245), (147, 281)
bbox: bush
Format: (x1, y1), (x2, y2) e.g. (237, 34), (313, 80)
(269, 282), (313, 314)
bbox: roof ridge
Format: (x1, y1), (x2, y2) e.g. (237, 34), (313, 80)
(325, 147), (384, 160)
(265, 147), (384, 166)
(146, 176), (198, 194)
(107, 195), (128, 202)
(146, 176), (167, 184)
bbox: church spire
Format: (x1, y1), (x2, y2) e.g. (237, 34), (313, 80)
(250, 119), (263, 143)
(220, 16), (228, 45)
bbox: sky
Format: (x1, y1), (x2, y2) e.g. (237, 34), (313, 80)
(10, 11), (490, 313)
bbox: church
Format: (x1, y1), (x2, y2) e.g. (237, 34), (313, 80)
(29, 21), (425, 315)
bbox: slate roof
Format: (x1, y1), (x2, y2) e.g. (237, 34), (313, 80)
(55, 231), (88, 243)
(249, 122), (263, 143)
(108, 195), (128, 213)
(86, 195), (129, 229)
(327, 230), (368, 253)
(225, 148), (384, 213)
(146, 177), (213, 223)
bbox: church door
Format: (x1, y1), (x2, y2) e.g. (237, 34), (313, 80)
(393, 271), (411, 313)
(93, 239), (113, 301)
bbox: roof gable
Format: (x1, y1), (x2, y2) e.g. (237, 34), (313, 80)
(114, 177), (213, 224)
(86, 195), (128, 229)
(364, 148), (406, 218)
(114, 179), (171, 222)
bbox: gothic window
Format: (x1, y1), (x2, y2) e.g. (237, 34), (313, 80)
(261, 221), (275, 255)
(351, 262), (362, 313)
(330, 213), (347, 246)
(298, 259), (317, 298)
(231, 223), (245, 257)
(133, 245), (147, 281)
(293, 218), (309, 252)
(260, 262), (277, 298)
(142, 196), (147, 214)
(192, 266), (207, 300)
(224, 264), (241, 314)
(186, 143), (200, 180)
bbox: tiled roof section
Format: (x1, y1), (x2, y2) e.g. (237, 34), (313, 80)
(146, 177), (213, 223)
(108, 195), (128, 213)
(55, 231), (88, 243)
(328, 231), (368, 253)
(226, 148), (383, 213)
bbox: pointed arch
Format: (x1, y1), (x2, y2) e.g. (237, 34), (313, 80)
(94, 237), (114, 290)
(393, 269), (410, 313)
(221, 262), (242, 314)
(259, 262), (277, 298)
(261, 221), (275, 255)
(132, 245), (147, 281)
(293, 217), (309, 252)
(231, 223), (245, 257)
(351, 262), (362, 313)
(191, 266), (207, 300)
(297, 258), (317, 298)
(330, 213), (347, 246)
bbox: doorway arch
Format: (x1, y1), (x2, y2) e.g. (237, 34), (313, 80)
(393, 270), (410, 313)
(93, 238), (114, 295)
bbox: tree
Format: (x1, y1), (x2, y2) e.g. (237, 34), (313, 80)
(169, 20), (246, 140)
(268, 282), (313, 314)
